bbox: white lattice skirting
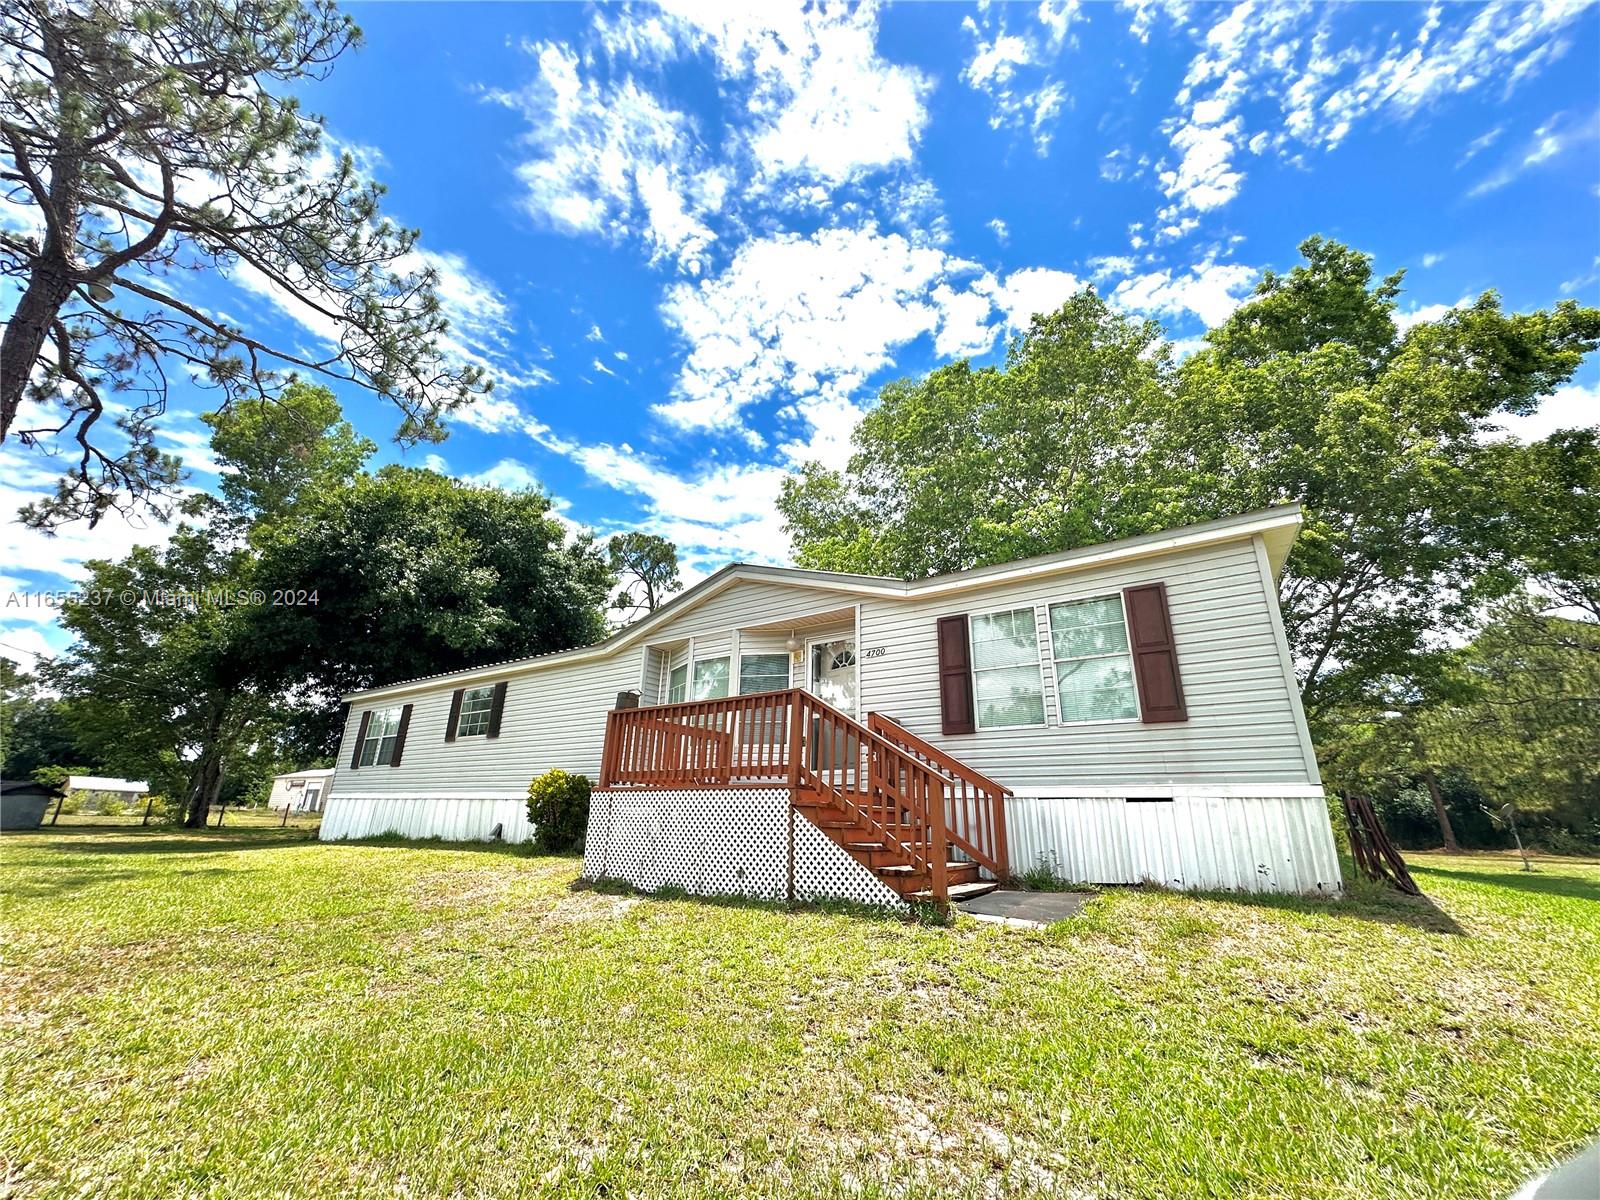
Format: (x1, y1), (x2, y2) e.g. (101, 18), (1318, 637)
(319, 795), (535, 844)
(582, 789), (907, 911)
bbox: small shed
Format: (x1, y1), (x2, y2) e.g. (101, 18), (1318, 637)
(1, 779), (61, 830)
(267, 768), (336, 813)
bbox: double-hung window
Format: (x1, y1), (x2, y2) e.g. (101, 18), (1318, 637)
(738, 653), (789, 695)
(691, 656), (730, 700)
(1048, 596), (1139, 722)
(666, 663), (688, 703)
(454, 685), (496, 737)
(969, 608), (1046, 729)
(357, 706), (404, 766)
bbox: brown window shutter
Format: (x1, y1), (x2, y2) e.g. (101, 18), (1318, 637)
(1123, 583), (1187, 723)
(445, 689), (464, 742)
(936, 614), (976, 735)
(350, 710), (372, 769)
(389, 703), (414, 766)
(486, 681), (509, 739)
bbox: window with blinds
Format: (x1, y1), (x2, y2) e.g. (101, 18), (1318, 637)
(738, 653), (788, 695)
(1048, 595), (1139, 722)
(969, 607), (1046, 729)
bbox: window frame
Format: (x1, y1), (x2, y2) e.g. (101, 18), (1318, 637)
(967, 605), (1048, 731)
(690, 655), (731, 701)
(1046, 592), (1143, 727)
(356, 705), (404, 767)
(453, 684), (497, 738)
(738, 652), (790, 696)
(665, 662), (688, 704)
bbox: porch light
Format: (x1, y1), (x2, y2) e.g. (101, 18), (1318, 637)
(784, 632), (800, 652)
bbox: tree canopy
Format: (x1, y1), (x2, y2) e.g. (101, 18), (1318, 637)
(779, 236), (1600, 844)
(1, 0), (487, 528)
(41, 384), (612, 824)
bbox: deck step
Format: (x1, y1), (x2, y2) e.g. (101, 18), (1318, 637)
(911, 880), (999, 903)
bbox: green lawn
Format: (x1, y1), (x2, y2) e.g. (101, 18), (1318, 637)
(2, 829), (1597, 1200)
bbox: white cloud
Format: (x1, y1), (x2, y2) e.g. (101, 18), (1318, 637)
(986, 266), (1086, 331)
(959, 4), (1079, 154)
(421, 453), (450, 473)
(490, 44), (727, 274)
(1109, 260), (1259, 327)
(656, 226), (992, 446)
(586, 324), (605, 342)
(1151, 2), (1589, 237)
(1392, 295), (1473, 333)
(1421, 252), (1444, 269)
(1468, 112), (1599, 198)
(564, 442), (794, 570)
(466, 458), (544, 492)
(679, 3), (932, 188)
(987, 218), (1010, 244)
(494, 3), (931, 275)
(1489, 381), (1600, 442)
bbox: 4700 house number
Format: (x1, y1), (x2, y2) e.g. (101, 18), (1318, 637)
(861, 646), (887, 659)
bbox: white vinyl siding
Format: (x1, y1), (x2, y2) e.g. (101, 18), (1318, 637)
(739, 653), (789, 695)
(969, 607), (1046, 730)
(327, 542), (1318, 803)
(691, 657), (731, 700)
(454, 685), (496, 737)
(356, 706), (403, 767)
(1048, 596), (1138, 723)
(854, 541), (1320, 789)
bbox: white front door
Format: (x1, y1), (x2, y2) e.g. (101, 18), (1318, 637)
(808, 637), (858, 718)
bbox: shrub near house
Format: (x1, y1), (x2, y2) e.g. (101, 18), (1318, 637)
(527, 770), (591, 853)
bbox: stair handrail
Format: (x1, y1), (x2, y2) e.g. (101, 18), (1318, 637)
(867, 712), (1011, 881)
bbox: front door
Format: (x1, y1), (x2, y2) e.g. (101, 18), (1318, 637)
(808, 637), (858, 719)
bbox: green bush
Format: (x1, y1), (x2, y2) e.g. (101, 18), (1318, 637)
(526, 769), (591, 853)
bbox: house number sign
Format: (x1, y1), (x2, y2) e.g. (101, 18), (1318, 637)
(861, 646), (887, 659)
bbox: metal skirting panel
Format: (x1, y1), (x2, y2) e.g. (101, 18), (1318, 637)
(583, 789), (907, 911)
(319, 795), (535, 844)
(1006, 792), (1342, 894)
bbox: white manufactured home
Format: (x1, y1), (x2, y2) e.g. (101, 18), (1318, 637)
(321, 505), (1339, 907)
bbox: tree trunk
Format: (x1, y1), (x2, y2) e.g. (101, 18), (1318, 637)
(142, 794), (154, 825)
(1422, 766), (1460, 853)
(183, 705), (230, 828)
(0, 266), (77, 439)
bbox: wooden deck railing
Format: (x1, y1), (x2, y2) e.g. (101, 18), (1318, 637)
(866, 712), (1010, 881)
(598, 689), (1012, 899)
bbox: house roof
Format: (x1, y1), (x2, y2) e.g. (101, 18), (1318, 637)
(342, 503), (1302, 703)
(273, 768), (337, 782)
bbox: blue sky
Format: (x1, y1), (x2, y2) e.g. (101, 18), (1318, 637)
(4, 0), (1599, 667)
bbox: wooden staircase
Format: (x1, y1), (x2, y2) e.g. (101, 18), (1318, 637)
(598, 688), (1012, 905)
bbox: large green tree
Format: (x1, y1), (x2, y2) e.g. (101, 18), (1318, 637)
(0, 0), (486, 528)
(247, 466), (614, 753)
(43, 384), (613, 824)
(1167, 239), (1599, 720)
(778, 291), (1173, 577)
(782, 237), (1600, 738)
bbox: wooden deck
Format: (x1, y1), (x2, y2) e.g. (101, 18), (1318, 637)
(598, 688), (1010, 904)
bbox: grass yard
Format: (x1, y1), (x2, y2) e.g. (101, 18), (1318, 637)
(2, 829), (1597, 1200)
